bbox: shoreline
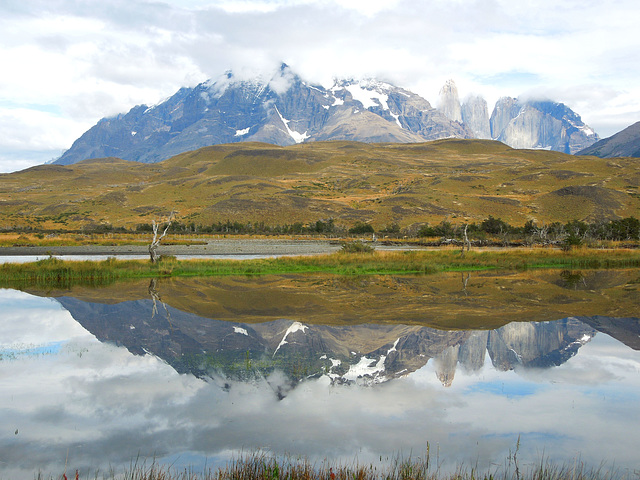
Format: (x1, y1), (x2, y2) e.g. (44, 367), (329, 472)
(2, 240), (638, 258)
(0, 239), (345, 257)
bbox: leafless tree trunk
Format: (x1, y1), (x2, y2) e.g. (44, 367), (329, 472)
(148, 278), (172, 328)
(461, 224), (471, 256)
(149, 213), (173, 263)
(535, 224), (549, 245)
(461, 272), (470, 295)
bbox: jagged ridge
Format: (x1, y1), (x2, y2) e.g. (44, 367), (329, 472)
(55, 67), (599, 165)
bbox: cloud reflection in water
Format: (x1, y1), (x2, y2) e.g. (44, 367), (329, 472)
(0, 289), (639, 478)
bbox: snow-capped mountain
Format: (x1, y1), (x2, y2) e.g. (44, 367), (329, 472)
(54, 65), (599, 165)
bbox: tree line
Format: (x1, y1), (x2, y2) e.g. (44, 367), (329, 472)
(6, 215), (639, 245)
(417, 216), (640, 246)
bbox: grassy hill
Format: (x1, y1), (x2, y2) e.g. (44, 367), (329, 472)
(1, 139), (639, 232)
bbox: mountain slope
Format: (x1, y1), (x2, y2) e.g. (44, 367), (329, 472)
(55, 66), (469, 165)
(576, 121), (640, 158)
(4, 139), (639, 231)
(54, 66), (598, 165)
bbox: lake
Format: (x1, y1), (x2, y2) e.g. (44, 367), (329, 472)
(1, 269), (639, 477)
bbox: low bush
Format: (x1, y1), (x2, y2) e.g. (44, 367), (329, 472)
(340, 240), (375, 253)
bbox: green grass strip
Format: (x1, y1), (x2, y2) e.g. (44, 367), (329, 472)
(1, 248), (639, 289)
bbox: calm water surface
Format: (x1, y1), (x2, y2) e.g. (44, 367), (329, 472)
(0, 271), (639, 477)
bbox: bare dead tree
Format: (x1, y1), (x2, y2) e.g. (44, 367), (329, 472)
(534, 224), (549, 245)
(461, 272), (470, 296)
(149, 212), (174, 263)
(148, 278), (172, 329)
(461, 223), (471, 256)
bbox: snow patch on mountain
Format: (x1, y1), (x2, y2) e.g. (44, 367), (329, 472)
(273, 321), (308, 356)
(581, 126), (595, 136)
(343, 355), (386, 380)
(390, 113), (402, 128)
(275, 106), (309, 144)
(343, 81), (391, 111)
(233, 326), (248, 335)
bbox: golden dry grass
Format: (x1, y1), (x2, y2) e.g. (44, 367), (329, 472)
(1, 139), (639, 232)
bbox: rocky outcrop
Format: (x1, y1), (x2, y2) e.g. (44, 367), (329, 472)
(490, 97), (521, 140)
(438, 79), (463, 123)
(487, 318), (593, 370)
(461, 95), (491, 139)
(577, 121), (640, 158)
(490, 99), (599, 154)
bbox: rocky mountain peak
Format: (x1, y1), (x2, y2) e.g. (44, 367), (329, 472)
(438, 79), (463, 123)
(461, 95), (491, 139)
(490, 97), (599, 154)
(490, 96), (521, 139)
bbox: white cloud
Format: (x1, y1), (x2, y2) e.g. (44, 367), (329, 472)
(0, 108), (84, 151)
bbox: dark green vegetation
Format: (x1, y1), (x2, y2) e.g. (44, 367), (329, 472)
(3, 249), (639, 291)
(1, 139), (639, 234)
(37, 450), (633, 480)
(2, 214), (638, 253)
(416, 216), (640, 248)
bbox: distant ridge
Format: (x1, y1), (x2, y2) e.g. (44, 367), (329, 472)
(55, 65), (599, 165)
(577, 121), (640, 158)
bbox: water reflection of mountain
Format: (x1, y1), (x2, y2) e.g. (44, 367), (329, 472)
(55, 295), (638, 388)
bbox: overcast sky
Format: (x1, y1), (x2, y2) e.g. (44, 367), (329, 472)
(1, 0), (639, 172)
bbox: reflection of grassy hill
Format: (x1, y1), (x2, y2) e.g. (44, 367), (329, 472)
(1, 139), (639, 231)
(27, 269), (640, 330)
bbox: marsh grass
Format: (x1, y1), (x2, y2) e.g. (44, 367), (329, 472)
(2, 248), (639, 289)
(35, 451), (632, 480)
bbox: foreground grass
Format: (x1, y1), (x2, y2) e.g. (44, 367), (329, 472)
(1, 248), (640, 289)
(37, 451), (634, 480)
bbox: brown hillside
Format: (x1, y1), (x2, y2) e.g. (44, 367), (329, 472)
(1, 139), (638, 231)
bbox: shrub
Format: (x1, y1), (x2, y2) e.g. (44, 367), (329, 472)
(340, 240), (374, 253)
(380, 223), (401, 235)
(417, 224), (437, 237)
(480, 216), (510, 235)
(348, 222), (375, 235)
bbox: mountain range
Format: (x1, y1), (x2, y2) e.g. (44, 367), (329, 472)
(22, 269), (640, 390)
(53, 293), (640, 389)
(54, 64), (600, 165)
